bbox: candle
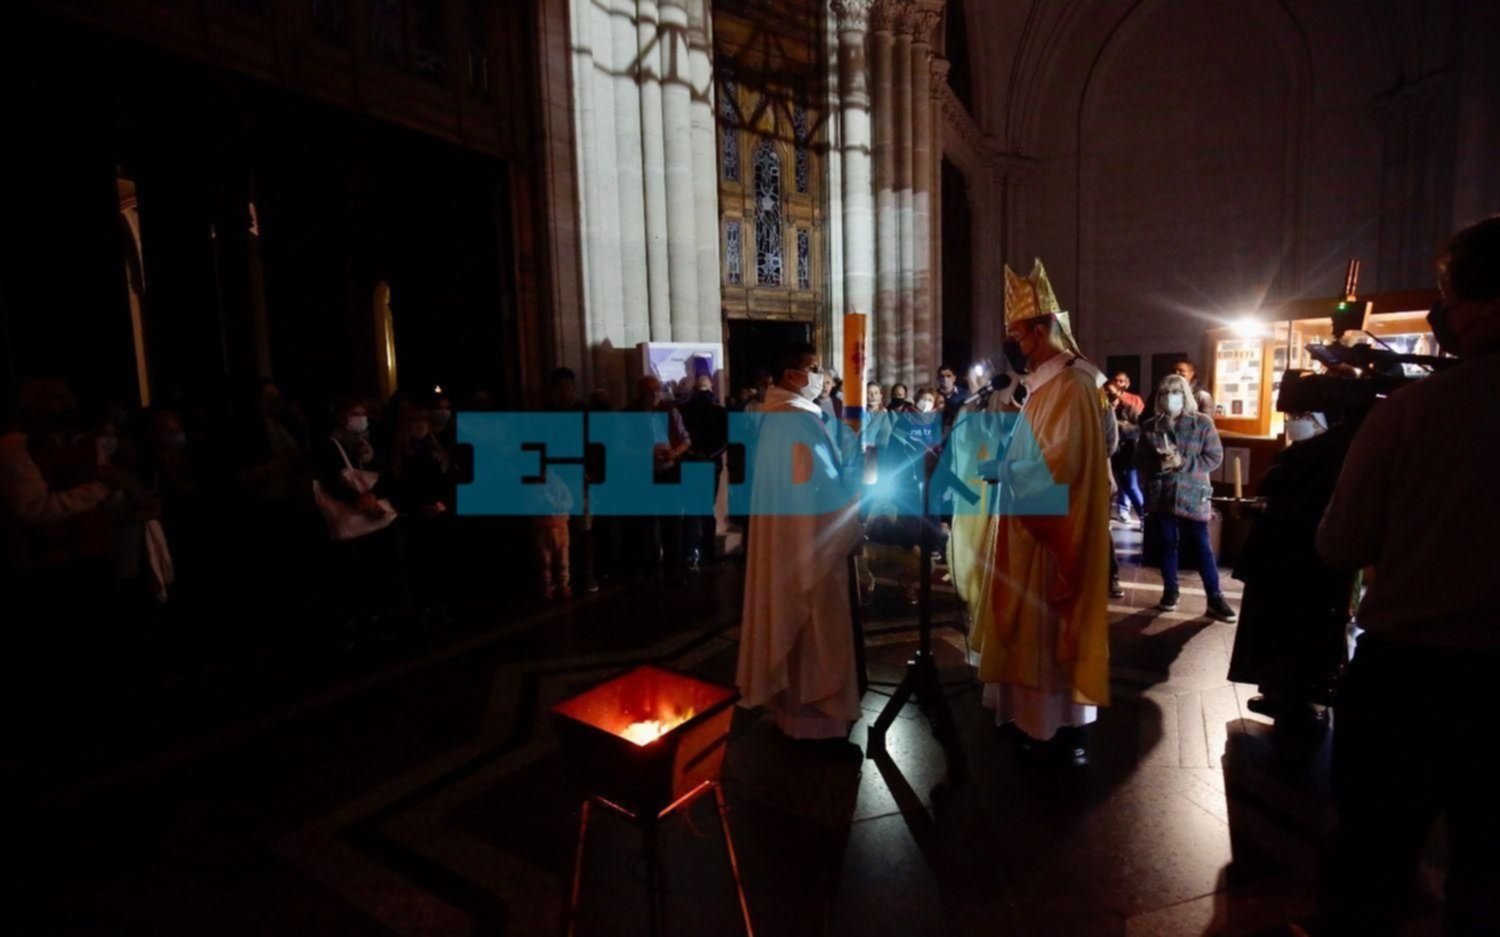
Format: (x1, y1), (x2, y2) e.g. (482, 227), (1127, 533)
(1233, 456), (1243, 500)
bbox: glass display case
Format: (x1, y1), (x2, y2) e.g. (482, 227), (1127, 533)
(1202, 292), (1440, 440)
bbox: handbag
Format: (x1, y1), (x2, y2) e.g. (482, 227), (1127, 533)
(313, 438), (397, 541)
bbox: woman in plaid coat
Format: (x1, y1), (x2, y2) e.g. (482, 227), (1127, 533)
(1135, 375), (1237, 622)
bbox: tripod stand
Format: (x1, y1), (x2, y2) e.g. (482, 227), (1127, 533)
(865, 416), (977, 765)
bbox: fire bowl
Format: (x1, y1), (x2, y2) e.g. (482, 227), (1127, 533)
(552, 665), (739, 818)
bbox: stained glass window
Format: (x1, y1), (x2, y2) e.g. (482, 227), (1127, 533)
(311, 0), (344, 43)
(725, 220), (743, 286)
(467, 0), (491, 94)
(796, 229), (811, 290)
(411, 0), (448, 83)
(793, 105), (810, 194)
(369, 0), (403, 67)
(754, 139), (783, 286)
(720, 78), (740, 183)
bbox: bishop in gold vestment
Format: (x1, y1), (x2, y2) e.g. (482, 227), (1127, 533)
(974, 261), (1113, 743)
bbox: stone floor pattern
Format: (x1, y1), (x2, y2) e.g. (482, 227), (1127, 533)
(9, 528), (1447, 936)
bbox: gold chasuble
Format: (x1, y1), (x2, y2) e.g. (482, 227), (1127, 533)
(974, 258), (1112, 738)
(946, 395), (1010, 663)
(977, 360), (1113, 711)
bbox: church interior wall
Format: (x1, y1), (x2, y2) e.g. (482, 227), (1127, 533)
(966, 0), (1498, 379)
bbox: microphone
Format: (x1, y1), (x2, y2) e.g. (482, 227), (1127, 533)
(962, 373), (1016, 407)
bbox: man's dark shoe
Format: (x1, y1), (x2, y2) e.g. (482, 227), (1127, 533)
(1054, 726), (1089, 767)
(1245, 694), (1281, 718)
(1157, 587), (1179, 611)
(1206, 593), (1238, 622)
(1109, 576), (1125, 599)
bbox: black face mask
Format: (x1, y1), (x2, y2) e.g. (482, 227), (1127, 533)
(46, 406), (80, 434)
(1428, 301), (1461, 353)
(1001, 339), (1029, 374)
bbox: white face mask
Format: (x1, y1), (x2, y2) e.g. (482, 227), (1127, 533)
(917, 399), (934, 413)
(1166, 392), (1185, 416)
(798, 370), (824, 401)
(1285, 414), (1326, 443)
(1285, 419), (1316, 442)
(346, 415), (370, 434)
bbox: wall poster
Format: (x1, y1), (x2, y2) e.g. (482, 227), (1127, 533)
(1213, 338), (1263, 419)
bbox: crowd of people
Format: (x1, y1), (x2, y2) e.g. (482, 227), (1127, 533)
(732, 218), (1500, 936)
(0, 377), (499, 656)
(5, 208), (1497, 934)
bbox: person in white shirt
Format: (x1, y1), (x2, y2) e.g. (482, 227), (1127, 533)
(1, 378), (116, 576)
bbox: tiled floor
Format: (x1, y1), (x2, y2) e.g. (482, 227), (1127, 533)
(7, 529), (1443, 935)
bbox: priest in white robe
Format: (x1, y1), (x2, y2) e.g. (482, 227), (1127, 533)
(736, 342), (865, 739)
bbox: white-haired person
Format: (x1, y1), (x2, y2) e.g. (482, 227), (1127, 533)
(1134, 374), (1236, 621)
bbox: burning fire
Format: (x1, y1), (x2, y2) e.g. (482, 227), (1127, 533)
(619, 709), (695, 746)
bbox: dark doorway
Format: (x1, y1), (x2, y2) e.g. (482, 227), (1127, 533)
(1150, 352), (1188, 399)
(726, 319), (811, 393)
(1105, 355), (1141, 395)
(941, 158), (973, 374)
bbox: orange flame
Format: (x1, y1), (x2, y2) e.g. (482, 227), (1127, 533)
(619, 709), (695, 746)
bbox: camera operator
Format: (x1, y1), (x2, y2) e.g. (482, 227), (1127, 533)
(1316, 216), (1500, 936)
(1227, 409), (1356, 728)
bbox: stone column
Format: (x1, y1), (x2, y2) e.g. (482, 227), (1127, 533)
(687, 0), (722, 344)
(927, 53), (949, 370)
(577, 0), (627, 387)
(660, 0), (702, 342)
(833, 0), (876, 364)
(870, 1), (898, 387)
(637, 0), (673, 341)
(894, 7), (915, 386)
(1002, 154), (1035, 281)
(612, 0), (650, 349)
(910, 8), (938, 382)
(823, 1), (846, 371)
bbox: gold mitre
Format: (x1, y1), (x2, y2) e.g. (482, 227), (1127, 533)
(1004, 258), (1087, 358)
(1003, 258), (1063, 325)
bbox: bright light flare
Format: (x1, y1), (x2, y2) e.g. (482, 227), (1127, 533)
(1231, 316), (1268, 338)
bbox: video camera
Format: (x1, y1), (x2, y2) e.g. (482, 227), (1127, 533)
(1275, 260), (1457, 418)
(1277, 340), (1456, 418)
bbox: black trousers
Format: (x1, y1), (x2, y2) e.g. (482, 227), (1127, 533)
(1321, 634), (1500, 936)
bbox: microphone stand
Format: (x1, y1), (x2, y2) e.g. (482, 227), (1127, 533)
(866, 407), (979, 769)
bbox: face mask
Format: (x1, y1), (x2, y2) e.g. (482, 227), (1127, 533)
(163, 431), (187, 451)
(1285, 418), (1321, 442)
(346, 415), (369, 434)
(47, 408), (78, 434)
(799, 370), (824, 401)
(1427, 301), (1461, 352)
(1002, 339), (1030, 374)
(431, 409), (452, 429)
(1166, 393), (1185, 415)
(96, 436), (120, 460)
(917, 399), (934, 413)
